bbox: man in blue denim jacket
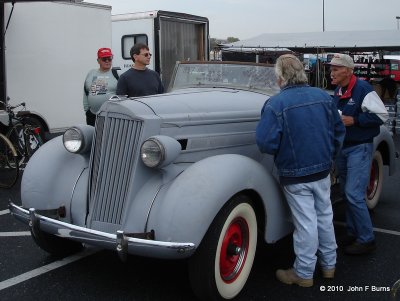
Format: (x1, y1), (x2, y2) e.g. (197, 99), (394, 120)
(256, 54), (345, 287)
(330, 53), (388, 255)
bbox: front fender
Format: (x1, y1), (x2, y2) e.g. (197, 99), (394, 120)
(147, 154), (292, 247)
(21, 136), (90, 223)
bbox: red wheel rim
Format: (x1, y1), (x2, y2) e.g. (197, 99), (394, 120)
(219, 217), (249, 283)
(367, 160), (378, 199)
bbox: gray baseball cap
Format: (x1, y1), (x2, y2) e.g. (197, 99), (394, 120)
(329, 53), (355, 69)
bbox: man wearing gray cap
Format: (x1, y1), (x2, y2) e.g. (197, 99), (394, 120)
(330, 53), (388, 255)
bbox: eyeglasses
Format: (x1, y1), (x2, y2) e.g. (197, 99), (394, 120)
(139, 53), (152, 57)
(100, 57), (113, 62)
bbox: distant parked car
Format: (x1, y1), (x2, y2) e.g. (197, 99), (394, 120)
(10, 61), (396, 300)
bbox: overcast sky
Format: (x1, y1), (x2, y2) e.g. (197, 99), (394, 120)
(89, 0), (400, 40)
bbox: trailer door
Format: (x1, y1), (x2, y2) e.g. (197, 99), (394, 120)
(159, 17), (207, 88)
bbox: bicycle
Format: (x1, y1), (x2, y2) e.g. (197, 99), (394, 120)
(0, 99), (44, 168)
(0, 132), (19, 188)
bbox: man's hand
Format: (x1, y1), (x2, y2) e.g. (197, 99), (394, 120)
(341, 115), (354, 126)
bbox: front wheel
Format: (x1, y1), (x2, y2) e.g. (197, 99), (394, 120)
(188, 195), (258, 300)
(366, 150), (383, 209)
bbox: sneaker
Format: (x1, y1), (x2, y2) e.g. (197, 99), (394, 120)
(276, 268), (313, 287)
(321, 268), (335, 279)
(344, 240), (376, 255)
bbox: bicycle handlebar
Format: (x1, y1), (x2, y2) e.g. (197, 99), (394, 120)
(0, 100), (26, 112)
(9, 102), (26, 110)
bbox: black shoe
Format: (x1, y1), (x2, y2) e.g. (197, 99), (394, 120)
(344, 240), (376, 255)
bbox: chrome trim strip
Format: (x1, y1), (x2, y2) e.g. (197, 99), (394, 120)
(9, 203), (196, 259)
(69, 167), (87, 224)
(144, 184), (164, 233)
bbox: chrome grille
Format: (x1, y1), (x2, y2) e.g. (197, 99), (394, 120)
(89, 114), (143, 226)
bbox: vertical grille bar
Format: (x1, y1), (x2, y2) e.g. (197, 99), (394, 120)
(88, 114), (142, 226)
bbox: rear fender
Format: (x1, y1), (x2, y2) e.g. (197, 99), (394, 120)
(147, 154), (292, 247)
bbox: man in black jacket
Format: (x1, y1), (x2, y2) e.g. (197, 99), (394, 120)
(116, 43), (164, 97)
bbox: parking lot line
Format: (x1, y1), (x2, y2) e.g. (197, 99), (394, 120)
(334, 221), (400, 236)
(0, 248), (97, 291)
(0, 231), (31, 237)
(0, 209), (10, 216)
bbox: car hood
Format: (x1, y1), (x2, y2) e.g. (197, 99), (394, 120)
(103, 88), (271, 124)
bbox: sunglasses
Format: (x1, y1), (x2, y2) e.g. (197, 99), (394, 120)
(100, 57), (113, 62)
(139, 53), (152, 57)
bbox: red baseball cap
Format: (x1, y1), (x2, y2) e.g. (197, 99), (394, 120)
(97, 48), (113, 58)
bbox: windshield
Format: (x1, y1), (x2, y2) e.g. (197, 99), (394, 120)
(170, 62), (279, 95)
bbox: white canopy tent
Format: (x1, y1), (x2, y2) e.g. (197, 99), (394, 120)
(224, 30), (400, 53)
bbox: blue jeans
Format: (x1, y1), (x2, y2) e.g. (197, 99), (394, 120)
(283, 175), (337, 279)
(336, 143), (375, 243)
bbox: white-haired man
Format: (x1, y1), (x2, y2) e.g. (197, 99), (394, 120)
(256, 54), (345, 287)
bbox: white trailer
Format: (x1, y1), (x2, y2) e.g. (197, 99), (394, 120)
(2, 1), (111, 135)
(111, 10), (209, 89)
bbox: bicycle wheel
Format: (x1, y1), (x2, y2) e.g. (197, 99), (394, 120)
(0, 133), (19, 188)
(6, 123), (26, 167)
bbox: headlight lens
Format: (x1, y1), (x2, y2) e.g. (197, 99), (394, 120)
(141, 138), (165, 168)
(63, 127), (83, 153)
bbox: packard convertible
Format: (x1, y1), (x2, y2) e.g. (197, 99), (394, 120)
(10, 61), (396, 300)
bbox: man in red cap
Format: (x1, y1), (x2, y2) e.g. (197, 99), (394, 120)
(83, 47), (118, 126)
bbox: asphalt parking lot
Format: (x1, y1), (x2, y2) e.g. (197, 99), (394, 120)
(0, 137), (400, 301)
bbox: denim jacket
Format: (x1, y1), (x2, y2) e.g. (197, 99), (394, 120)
(256, 84), (345, 179)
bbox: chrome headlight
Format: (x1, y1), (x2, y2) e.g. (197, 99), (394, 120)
(141, 136), (181, 168)
(63, 125), (94, 154)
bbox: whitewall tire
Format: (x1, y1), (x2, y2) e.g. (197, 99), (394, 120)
(188, 195), (258, 300)
(366, 150), (384, 209)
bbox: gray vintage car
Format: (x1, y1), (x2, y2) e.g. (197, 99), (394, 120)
(10, 61), (396, 300)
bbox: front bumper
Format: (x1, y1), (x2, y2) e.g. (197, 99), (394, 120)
(9, 203), (196, 260)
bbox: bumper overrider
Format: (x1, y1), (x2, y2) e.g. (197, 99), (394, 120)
(9, 202), (196, 260)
